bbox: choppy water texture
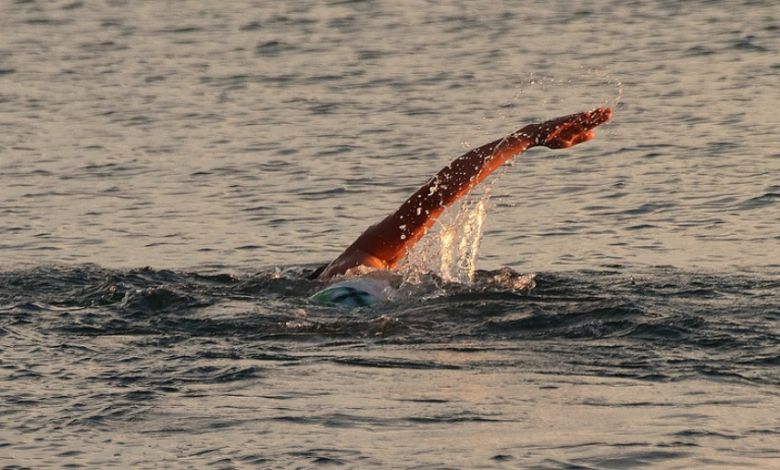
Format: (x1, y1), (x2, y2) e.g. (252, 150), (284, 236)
(2, 0), (780, 469)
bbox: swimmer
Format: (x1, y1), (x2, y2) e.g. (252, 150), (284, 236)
(311, 107), (612, 305)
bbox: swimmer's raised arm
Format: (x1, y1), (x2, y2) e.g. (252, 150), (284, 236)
(318, 107), (612, 280)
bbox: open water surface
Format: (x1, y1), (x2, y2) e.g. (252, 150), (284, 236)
(2, 0), (780, 469)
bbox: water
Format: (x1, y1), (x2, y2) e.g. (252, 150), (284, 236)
(2, 0), (780, 468)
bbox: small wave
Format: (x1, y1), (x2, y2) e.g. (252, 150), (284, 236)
(738, 192), (780, 210)
(2, 264), (779, 385)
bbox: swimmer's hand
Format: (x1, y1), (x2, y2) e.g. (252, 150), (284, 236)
(533, 107), (612, 149)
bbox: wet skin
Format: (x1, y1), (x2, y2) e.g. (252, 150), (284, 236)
(319, 107), (613, 280)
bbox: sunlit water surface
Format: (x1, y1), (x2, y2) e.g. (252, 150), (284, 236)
(2, 1), (780, 469)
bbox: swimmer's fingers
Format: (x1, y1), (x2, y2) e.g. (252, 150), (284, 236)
(579, 106), (613, 129)
(552, 107), (612, 132)
(537, 107), (612, 149)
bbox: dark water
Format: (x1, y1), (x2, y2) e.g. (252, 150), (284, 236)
(3, 265), (779, 469)
(2, 0), (780, 468)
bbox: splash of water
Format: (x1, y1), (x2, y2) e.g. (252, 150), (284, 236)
(499, 68), (623, 124)
(589, 67), (624, 110)
(399, 194), (487, 285)
(438, 193), (488, 283)
(400, 165), (508, 285)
